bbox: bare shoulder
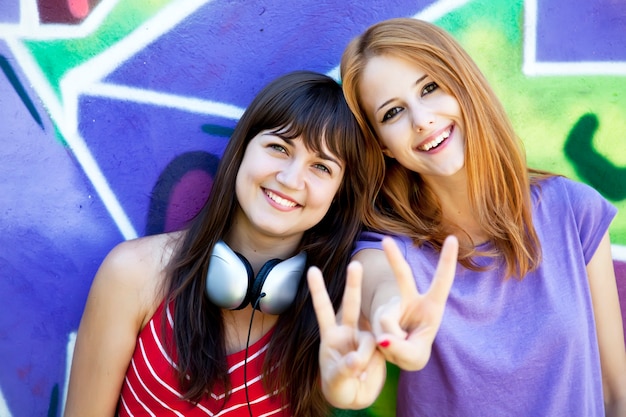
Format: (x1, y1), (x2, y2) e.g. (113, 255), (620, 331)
(105, 231), (181, 274)
(64, 231), (186, 416)
(95, 230), (185, 327)
(353, 248), (388, 270)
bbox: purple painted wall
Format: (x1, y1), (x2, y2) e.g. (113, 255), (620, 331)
(0, 1), (625, 415)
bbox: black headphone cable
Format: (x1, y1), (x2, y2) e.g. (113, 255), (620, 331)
(244, 292), (266, 417)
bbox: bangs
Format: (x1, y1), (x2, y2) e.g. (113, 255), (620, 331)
(241, 70), (362, 171)
(267, 94), (359, 166)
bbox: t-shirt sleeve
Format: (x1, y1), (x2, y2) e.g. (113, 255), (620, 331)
(352, 231), (386, 255)
(352, 231), (412, 259)
(562, 178), (617, 264)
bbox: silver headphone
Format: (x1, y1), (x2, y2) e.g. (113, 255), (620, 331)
(205, 240), (307, 315)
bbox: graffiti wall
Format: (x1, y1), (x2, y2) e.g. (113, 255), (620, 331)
(0, 0), (624, 415)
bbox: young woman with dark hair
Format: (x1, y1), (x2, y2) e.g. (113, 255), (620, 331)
(63, 70), (393, 416)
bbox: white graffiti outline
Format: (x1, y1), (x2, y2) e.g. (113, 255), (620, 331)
(61, 332), (76, 416)
(0, 387), (11, 417)
(87, 83), (244, 119)
(523, 0), (626, 75)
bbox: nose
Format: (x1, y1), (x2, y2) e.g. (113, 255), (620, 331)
(276, 160), (306, 190)
(411, 105), (435, 132)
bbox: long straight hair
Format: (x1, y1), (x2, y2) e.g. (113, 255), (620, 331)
(164, 71), (383, 415)
(341, 18), (551, 279)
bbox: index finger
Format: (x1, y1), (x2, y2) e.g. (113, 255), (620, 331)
(426, 235), (458, 303)
(307, 266), (337, 333)
(338, 261), (363, 328)
(381, 236), (419, 301)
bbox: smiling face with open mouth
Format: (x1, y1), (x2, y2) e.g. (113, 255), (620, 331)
(359, 54), (466, 180)
(233, 130), (344, 242)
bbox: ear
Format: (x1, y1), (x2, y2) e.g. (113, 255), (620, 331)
(381, 147), (395, 159)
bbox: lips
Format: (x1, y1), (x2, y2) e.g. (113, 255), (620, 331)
(417, 126), (452, 151)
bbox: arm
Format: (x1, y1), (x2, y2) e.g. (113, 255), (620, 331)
(63, 239), (162, 417)
(307, 261), (386, 409)
(353, 235), (458, 370)
(586, 232), (626, 417)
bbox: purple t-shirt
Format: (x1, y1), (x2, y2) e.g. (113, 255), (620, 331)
(354, 177), (617, 416)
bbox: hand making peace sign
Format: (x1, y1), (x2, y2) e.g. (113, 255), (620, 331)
(363, 235), (459, 371)
(308, 234), (458, 408)
(307, 261), (386, 410)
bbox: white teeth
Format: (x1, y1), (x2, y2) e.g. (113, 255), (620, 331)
(266, 190), (297, 207)
(419, 128), (451, 151)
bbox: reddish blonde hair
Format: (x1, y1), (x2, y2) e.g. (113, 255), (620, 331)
(341, 18), (551, 278)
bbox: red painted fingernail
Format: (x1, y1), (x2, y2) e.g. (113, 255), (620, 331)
(379, 340), (390, 348)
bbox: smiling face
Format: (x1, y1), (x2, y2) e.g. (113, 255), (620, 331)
(359, 54), (466, 181)
(234, 129), (344, 242)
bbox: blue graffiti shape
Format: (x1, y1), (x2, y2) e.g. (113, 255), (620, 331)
(0, 55), (44, 129)
(201, 124), (235, 138)
(564, 113), (626, 201)
(48, 384), (59, 417)
(146, 150), (221, 236)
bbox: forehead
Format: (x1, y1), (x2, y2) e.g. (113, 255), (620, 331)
(362, 55), (426, 87)
(360, 55), (427, 108)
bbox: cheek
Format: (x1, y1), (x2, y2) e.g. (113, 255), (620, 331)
(444, 96), (462, 118)
(372, 125), (389, 147)
(378, 130), (403, 157)
(237, 156), (267, 188)
(234, 159), (256, 199)
(312, 180), (342, 209)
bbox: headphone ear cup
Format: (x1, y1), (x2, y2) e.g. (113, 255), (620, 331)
(206, 241), (307, 314)
(253, 252), (307, 315)
(205, 241), (254, 310)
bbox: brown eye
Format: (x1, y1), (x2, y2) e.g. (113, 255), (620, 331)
(382, 107), (403, 122)
(422, 82), (439, 96)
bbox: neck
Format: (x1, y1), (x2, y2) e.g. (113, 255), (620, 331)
(223, 305), (277, 354)
(223, 229), (302, 273)
(423, 171), (488, 245)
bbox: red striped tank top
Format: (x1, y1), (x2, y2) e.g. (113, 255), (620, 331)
(118, 301), (290, 416)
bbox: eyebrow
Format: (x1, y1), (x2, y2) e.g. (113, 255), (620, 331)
(376, 74), (429, 113)
(273, 133), (342, 168)
(318, 151), (342, 168)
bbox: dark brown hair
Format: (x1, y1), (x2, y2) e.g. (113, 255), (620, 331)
(164, 70), (383, 415)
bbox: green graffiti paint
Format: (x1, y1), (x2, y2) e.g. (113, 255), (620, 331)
(24, 0), (175, 98)
(439, 0), (626, 244)
(565, 113), (626, 202)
